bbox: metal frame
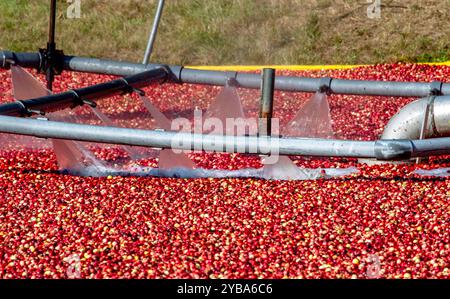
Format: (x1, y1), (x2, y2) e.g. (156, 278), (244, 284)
(1, 52), (449, 97)
(258, 68), (275, 136)
(1, 52), (449, 161)
(0, 1), (448, 163)
(143, 0), (165, 64)
(1, 115), (450, 160)
(0, 67), (169, 116)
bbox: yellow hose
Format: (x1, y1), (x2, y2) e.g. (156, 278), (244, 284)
(186, 61), (450, 72)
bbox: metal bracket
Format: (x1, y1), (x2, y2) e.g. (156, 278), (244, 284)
(69, 90), (97, 108)
(119, 78), (146, 96)
(15, 100), (46, 117)
(416, 96), (436, 163)
(225, 71), (239, 87)
(318, 77), (333, 95)
(1, 51), (15, 69)
(429, 81), (443, 96)
(38, 47), (65, 75)
(158, 65), (173, 85)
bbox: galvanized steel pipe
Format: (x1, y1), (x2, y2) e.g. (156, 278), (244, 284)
(2, 51), (450, 97)
(0, 115), (450, 160)
(258, 68), (275, 136)
(143, 0), (165, 64)
(381, 96), (450, 139)
(0, 67), (169, 116)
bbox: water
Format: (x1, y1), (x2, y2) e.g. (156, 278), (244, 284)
(10, 65), (105, 171)
(51, 139), (106, 171)
(90, 106), (141, 160)
(11, 65), (50, 100)
(285, 92), (334, 138)
(140, 85), (246, 170)
(414, 168), (450, 177)
(7, 67), (358, 180)
(67, 163), (358, 180)
(140, 95), (195, 169)
(0, 66), (52, 150)
(262, 156), (323, 180)
(140, 95), (172, 130)
(204, 85), (246, 135)
(261, 91), (353, 179)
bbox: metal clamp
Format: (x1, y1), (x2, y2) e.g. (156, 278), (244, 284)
(119, 78), (146, 96)
(15, 100), (46, 117)
(416, 96), (436, 164)
(318, 77), (333, 94)
(38, 47), (64, 75)
(225, 71), (239, 87)
(1, 51), (15, 69)
(429, 81), (443, 96)
(158, 65), (173, 84)
(374, 140), (414, 161)
(69, 90), (97, 108)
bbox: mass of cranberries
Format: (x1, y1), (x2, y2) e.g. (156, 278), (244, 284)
(0, 63), (449, 279)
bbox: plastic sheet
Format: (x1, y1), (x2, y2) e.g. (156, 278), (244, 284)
(414, 168), (450, 177)
(3, 67), (359, 180)
(66, 164), (359, 180)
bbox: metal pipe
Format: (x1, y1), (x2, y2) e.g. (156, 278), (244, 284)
(0, 68), (169, 116)
(415, 97), (433, 163)
(143, 0), (165, 64)
(1, 115), (450, 160)
(59, 56), (450, 96)
(48, 0), (57, 44)
(259, 68), (275, 136)
(381, 96), (450, 140)
(3, 51), (450, 97)
(1, 51), (41, 69)
(45, 0), (58, 90)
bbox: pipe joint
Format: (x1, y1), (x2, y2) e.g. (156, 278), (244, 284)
(319, 77), (333, 94)
(430, 81), (443, 96)
(225, 72), (239, 87)
(1, 51), (15, 69)
(15, 100), (46, 117)
(118, 78), (146, 96)
(69, 90), (97, 109)
(157, 64), (174, 84)
(374, 139), (414, 160)
(157, 64), (180, 84)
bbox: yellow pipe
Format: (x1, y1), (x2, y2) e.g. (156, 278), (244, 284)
(187, 61), (450, 72)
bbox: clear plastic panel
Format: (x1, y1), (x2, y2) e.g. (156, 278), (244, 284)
(1, 68), (375, 180)
(284, 92), (333, 138)
(1, 66), (52, 151)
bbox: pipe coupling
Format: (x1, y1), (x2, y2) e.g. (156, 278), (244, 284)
(374, 139), (414, 160)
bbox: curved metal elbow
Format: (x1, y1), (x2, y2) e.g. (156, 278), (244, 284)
(360, 95), (450, 163)
(381, 95), (450, 140)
